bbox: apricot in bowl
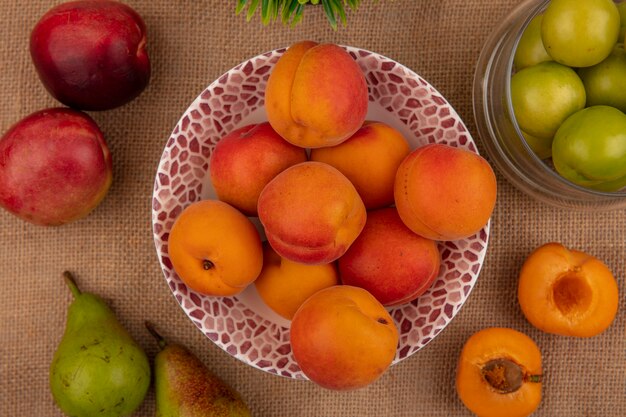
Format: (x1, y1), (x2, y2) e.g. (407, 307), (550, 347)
(394, 143), (497, 241)
(265, 41), (368, 149)
(290, 285), (399, 390)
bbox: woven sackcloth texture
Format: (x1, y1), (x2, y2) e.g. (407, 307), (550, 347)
(1, 0), (625, 416)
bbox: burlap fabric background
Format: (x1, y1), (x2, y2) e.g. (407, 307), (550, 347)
(1, 0), (625, 416)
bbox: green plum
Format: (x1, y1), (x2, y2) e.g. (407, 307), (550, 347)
(552, 105), (626, 192)
(514, 14), (552, 70)
(542, 0), (620, 68)
(619, 1), (626, 24)
(618, 1), (626, 40)
(578, 44), (626, 113)
(510, 61), (586, 140)
(521, 130), (552, 159)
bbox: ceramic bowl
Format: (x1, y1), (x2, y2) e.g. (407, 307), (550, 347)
(152, 46), (490, 379)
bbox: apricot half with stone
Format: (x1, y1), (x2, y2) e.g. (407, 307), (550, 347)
(456, 327), (542, 417)
(518, 242), (618, 337)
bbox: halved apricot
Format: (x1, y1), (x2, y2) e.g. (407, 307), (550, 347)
(518, 242), (618, 337)
(456, 327), (542, 417)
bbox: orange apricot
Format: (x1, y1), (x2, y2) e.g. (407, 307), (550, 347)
(265, 41), (368, 148)
(518, 242), (619, 337)
(290, 285), (399, 390)
(310, 121), (411, 209)
(257, 161), (367, 265)
(168, 199), (263, 296)
(456, 327), (542, 417)
(394, 143), (497, 241)
(254, 243), (339, 320)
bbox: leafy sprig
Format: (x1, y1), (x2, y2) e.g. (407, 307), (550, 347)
(236, 0), (364, 30)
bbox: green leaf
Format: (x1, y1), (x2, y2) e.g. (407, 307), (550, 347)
(237, 0), (372, 28)
(272, 0), (285, 20)
(321, 0), (337, 30)
(261, 0), (270, 24)
(290, 3), (306, 27)
(282, 0), (300, 24)
(246, 0), (260, 21)
(329, 0), (346, 26)
(346, 0), (361, 11)
(235, 0), (248, 15)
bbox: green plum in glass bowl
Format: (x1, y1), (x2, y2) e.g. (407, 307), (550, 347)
(474, 0), (626, 210)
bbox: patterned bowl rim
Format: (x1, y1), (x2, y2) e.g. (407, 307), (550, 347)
(152, 45), (490, 380)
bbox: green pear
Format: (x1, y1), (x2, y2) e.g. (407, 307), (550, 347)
(50, 271), (151, 417)
(146, 322), (251, 417)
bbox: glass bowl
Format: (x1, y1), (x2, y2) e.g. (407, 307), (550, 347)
(473, 0), (626, 210)
(152, 46), (491, 379)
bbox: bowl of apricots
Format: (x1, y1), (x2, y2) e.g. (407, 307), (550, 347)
(152, 41), (498, 389)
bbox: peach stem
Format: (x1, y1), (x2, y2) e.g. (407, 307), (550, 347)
(525, 374), (543, 383)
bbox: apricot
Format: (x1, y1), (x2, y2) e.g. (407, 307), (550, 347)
(394, 144), (497, 241)
(254, 243), (339, 320)
(257, 161), (367, 264)
(290, 285), (399, 390)
(168, 200), (263, 296)
(209, 122), (307, 216)
(338, 208), (440, 306)
(456, 327), (542, 417)
(310, 122), (411, 209)
(265, 41), (368, 148)
(518, 242), (618, 337)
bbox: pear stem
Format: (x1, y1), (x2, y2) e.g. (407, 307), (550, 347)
(63, 271), (82, 298)
(145, 321), (168, 350)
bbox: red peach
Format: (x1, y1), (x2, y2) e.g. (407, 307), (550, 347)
(339, 208), (440, 306)
(30, 0), (150, 110)
(209, 122), (307, 216)
(0, 108), (112, 226)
